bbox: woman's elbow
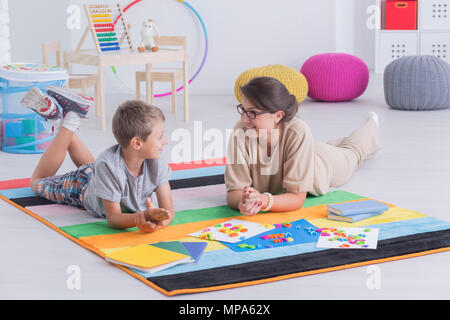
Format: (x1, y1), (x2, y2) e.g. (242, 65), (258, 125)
(284, 200), (303, 212)
(287, 192), (306, 211)
(292, 201), (304, 211)
(297, 201), (305, 210)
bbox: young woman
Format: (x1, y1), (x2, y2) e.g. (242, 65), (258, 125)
(225, 77), (381, 216)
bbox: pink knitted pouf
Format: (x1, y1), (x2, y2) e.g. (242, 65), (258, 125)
(300, 53), (369, 102)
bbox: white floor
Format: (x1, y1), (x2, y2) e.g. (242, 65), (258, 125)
(1, 74), (449, 300)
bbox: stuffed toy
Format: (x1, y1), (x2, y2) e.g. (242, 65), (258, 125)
(138, 19), (160, 53)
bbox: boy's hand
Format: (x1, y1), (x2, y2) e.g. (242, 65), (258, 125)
(144, 198), (170, 222)
(134, 211), (159, 233)
(238, 187), (262, 216)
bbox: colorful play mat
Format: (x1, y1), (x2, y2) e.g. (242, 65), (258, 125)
(0, 158), (449, 296)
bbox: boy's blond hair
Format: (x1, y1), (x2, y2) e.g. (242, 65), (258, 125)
(112, 100), (165, 148)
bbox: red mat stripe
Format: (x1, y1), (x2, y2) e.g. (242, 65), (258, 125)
(168, 157), (226, 171)
(0, 178), (30, 190)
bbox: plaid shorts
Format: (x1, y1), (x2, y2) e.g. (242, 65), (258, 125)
(36, 162), (94, 208)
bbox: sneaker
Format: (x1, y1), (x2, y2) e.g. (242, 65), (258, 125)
(46, 86), (94, 119)
(20, 87), (61, 120)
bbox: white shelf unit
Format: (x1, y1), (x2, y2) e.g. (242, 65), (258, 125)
(375, 0), (450, 74)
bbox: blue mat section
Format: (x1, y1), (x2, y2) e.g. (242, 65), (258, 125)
(170, 166), (225, 180)
(222, 219), (320, 252)
(133, 216), (450, 278)
(0, 187), (35, 199)
(375, 216), (450, 240)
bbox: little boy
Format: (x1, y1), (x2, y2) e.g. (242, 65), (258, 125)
(21, 87), (173, 233)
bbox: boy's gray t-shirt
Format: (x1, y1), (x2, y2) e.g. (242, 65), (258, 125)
(82, 144), (171, 218)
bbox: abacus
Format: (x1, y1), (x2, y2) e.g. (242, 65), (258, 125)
(77, 3), (134, 53)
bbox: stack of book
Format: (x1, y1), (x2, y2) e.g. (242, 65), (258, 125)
(326, 199), (389, 223)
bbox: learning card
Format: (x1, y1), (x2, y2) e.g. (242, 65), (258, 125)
(315, 227), (379, 249)
(189, 219), (274, 243)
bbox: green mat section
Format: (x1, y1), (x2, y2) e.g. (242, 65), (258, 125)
(59, 190), (366, 239)
(60, 221), (138, 238)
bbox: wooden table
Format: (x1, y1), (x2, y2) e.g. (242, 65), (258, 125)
(64, 48), (189, 131)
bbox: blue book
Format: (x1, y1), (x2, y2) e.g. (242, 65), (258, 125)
(327, 200), (389, 216)
(327, 211), (384, 223)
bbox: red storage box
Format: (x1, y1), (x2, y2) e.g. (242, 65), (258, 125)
(385, 0), (417, 30)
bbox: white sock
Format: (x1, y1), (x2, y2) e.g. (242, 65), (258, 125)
(366, 111), (379, 127)
(62, 111), (81, 132)
(48, 117), (63, 131)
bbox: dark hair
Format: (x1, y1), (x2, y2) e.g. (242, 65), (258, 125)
(239, 77), (299, 123)
(112, 100), (165, 148)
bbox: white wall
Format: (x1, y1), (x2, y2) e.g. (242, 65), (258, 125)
(9, 0), (71, 65)
(335, 0), (377, 70)
(9, 0), (339, 95)
(0, 0), (10, 64)
(335, 0), (355, 54)
(353, 0), (377, 70)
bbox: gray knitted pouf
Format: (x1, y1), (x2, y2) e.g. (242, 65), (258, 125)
(384, 55), (450, 111)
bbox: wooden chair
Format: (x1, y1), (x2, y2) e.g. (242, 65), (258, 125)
(135, 36), (187, 114)
(42, 40), (99, 117)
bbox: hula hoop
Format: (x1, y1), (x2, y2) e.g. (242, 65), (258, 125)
(114, 0), (208, 98)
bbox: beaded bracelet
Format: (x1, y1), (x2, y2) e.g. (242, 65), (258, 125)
(261, 192), (274, 211)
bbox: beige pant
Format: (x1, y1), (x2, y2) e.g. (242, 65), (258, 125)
(315, 118), (381, 191)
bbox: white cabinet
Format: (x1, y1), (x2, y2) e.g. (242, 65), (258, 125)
(420, 32), (450, 63)
(378, 31), (419, 71)
(375, 0), (450, 73)
(420, 0), (450, 30)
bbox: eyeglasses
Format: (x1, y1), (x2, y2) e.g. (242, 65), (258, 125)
(236, 104), (272, 120)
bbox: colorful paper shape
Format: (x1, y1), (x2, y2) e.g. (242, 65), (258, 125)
(150, 241), (207, 263)
(181, 242), (208, 262)
(315, 227), (379, 249)
(150, 241), (193, 261)
(189, 219), (274, 243)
